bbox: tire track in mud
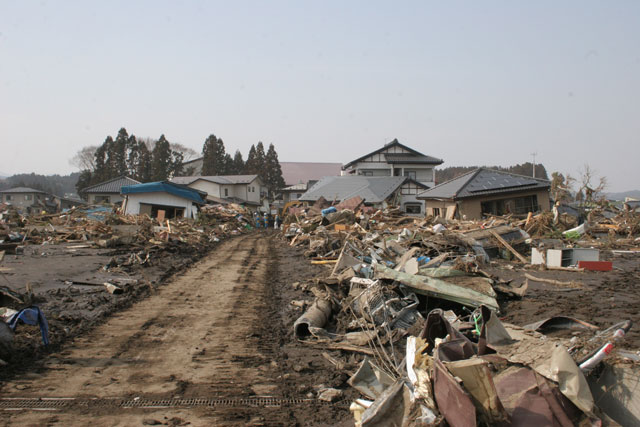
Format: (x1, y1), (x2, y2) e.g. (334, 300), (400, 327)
(0, 233), (296, 426)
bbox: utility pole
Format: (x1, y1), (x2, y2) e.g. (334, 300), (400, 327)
(531, 152), (537, 178)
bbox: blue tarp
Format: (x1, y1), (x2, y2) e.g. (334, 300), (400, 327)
(121, 182), (206, 204)
(8, 306), (49, 346)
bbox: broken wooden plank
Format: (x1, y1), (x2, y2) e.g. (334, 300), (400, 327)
(524, 273), (583, 289)
(489, 230), (528, 263)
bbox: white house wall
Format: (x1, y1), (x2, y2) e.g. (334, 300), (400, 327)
(123, 192), (199, 218)
(188, 180), (221, 198)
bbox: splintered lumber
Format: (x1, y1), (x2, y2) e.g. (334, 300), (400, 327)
(311, 260), (338, 265)
(489, 230), (528, 263)
(375, 264), (499, 311)
(103, 282), (124, 294)
(524, 273), (583, 289)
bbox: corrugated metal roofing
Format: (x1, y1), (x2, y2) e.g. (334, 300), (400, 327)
(82, 176), (141, 194)
(417, 168), (550, 200)
(121, 182), (206, 204)
(299, 176), (406, 204)
(0, 187), (46, 194)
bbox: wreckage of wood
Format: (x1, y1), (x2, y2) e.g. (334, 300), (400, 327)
(489, 230), (528, 263)
(524, 273), (583, 289)
(374, 264), (499, 311)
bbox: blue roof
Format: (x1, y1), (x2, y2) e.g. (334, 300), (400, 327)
(121, 182), (206, 204)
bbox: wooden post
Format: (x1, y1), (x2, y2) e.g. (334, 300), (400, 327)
(489, 230), (528, 263)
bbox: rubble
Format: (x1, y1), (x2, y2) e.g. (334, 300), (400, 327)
(0, 202), (255, 365)
(281, 200), (640, 425)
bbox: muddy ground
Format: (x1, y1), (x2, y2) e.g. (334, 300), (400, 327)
(0, 232), (353, 426)
(492, 252), (640, 349)
(1, 232), (639, 425)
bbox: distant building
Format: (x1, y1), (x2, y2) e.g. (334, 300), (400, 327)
(0, 187), (49, 214)
(279, 162), (342, 186)
(81, 176), (141, 204)
(121, 182), (206, 219)
(171, 175), (266, 209)
(342, 139), (443, 188)
(417, 168), (551, 219)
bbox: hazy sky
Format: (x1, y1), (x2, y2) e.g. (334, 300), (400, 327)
(1, 1), (639, 191)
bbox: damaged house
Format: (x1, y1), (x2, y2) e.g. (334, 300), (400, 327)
(121, 181), (206, 219)
(170, 175), (265, 210)
(298, 175), (427, 213)
(417, 168), (551, 219)
(81, 176), (141, 205)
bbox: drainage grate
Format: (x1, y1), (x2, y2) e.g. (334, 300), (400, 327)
(0, 397), (331, 411)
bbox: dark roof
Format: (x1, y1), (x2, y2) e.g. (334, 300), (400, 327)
(417, 168), (550, 200)
(171, 175), (260, 185)
(343, 139), (443, 170)
(299, 176), (407, 204)
(121, 182), (206, 204)
(384, 153), (443, 165)
(279, 162), (342, 186)
(82, 176), (141, 194)
(0, 187), (47, 194)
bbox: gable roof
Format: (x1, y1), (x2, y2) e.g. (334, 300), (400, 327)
(121, 181), (206, 204)
(417, 168), (550, 200)
(343, 139), (444, 170)
(82, 176), (141, 194)
(0, 187), (47, 194)
(299, 176), (408, 204)
(171, 175), (260, 186)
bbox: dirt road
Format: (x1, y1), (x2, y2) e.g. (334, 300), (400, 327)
(1, 233), (343, 426)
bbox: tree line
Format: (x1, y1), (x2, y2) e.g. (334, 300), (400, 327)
(437, 162), (549, 183)
(74, 128), (285, 197)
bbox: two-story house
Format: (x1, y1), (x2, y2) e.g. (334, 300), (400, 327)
(171, 175), (266, 210)
(342, 139), (443, 187)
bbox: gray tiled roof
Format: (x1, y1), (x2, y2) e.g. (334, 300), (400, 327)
(343, 139), (444, 170)
(384, 153), (443, 164)
(171, 175), (259, 185)
(299, 176), (407, 204)
(82, 176), (141, 194)
(0, 187), (47, 194)
(417, 168), (550, 200)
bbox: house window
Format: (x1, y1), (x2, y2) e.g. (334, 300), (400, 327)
(224, 188), (229, 197)
(404, 170), (416, 180)
(405, 204), (422, 214)
(5, 195), (12, 201)
(432, 208), (441, 217)
(361, 170), (373, 176)
(514, 195), (539, 214)
(25, 195), (32, 201)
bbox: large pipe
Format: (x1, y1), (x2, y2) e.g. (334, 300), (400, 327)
(293, 299), (333, 338)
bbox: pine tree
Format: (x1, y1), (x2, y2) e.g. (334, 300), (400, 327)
(150, 135), (183, 181)
(232, 150), (245, 174)
(135, 141), (152, 182)
(202, 134), (226, 175)
(244, 144), (257, 174)
(112, 128), (129, 175)
(222, 153), (233, 175)
(264, 143), (285, 196)
(254, 142), (267, 181)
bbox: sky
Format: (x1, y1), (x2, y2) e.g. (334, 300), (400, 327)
(1, 1), (639, 191)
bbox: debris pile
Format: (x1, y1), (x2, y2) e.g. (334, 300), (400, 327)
(282, 201), (640, 425)
(0, 203), (255, 364)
